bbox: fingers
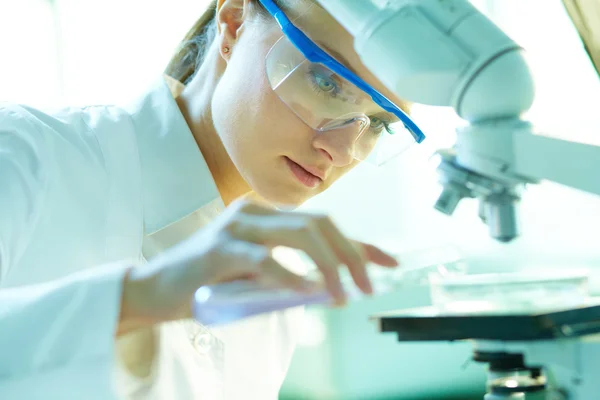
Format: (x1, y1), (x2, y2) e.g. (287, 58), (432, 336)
(224, 241), (317, 293)
(254, 254), (318, 293)
(230, 215), (347, 305)
(356, 242), (399, 267)
(225, 208), (349, 304)
(298, 228), (346, 304)
(315, 218), (373, 295)
(224, 200), (397, 304)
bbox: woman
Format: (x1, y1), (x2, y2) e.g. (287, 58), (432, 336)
(0, 0), (422, 398)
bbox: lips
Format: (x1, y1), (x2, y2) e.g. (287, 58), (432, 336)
(297, 163), (326, 180)
(284, 157), (323, 188)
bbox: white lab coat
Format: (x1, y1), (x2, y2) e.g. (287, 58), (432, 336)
(0, 77), (303, 399)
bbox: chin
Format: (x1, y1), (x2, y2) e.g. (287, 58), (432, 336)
(250, 180), (314, 209)
(261, 188), (310, 208)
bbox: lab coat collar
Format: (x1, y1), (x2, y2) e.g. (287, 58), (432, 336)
(126, 78), (221, 235)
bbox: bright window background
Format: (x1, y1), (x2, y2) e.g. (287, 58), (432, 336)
(2, 1), (600, 399)
(0, 0), (211, 107)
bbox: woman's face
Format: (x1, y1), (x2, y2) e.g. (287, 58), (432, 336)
(210, 1), (405, 207)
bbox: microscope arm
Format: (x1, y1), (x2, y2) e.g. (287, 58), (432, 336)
(455, 120), (600, 195)
(514, 133), (600, 196)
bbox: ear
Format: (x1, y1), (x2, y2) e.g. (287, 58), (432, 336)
(216, 0), (252, 61)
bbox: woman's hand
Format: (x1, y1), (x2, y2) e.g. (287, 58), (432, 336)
(118, 199), (398, 335)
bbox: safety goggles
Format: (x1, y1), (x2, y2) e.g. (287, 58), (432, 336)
(259, 0), (426, 166)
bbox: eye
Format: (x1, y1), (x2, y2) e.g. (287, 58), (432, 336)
(307, 66), (341, 98)
(370, 116), (386, 130)
(369, 116), (394, 136)
(315, 75), (337, 93)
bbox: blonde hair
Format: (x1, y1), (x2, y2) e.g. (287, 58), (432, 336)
(165, 0), (290, 84)
(164, 1), (218, 84)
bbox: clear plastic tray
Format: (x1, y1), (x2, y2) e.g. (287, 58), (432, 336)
(430, 268), (590, 314)
(308, 244), (467, 296)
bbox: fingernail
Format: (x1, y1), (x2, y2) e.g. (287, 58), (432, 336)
(382, 253), (399, 266)
(362, 278), (373, 295)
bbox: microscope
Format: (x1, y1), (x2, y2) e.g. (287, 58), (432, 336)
(315, 0), (600, 398)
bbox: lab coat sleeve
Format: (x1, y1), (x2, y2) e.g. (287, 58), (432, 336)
(0, 104), (49, 274)
(0, 263), (130, 399)
(0, 105), (129, 399)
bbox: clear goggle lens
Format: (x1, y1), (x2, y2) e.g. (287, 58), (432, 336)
(266, 36), (415, 166)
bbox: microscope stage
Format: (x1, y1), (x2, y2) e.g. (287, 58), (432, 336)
(372, 300), (600, 341)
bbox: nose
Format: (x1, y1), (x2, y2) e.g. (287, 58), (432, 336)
(312, 119), (366, 167)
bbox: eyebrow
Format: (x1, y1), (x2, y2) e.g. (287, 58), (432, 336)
(315, 41), (360, 76)
(315, 40), (411, 117)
